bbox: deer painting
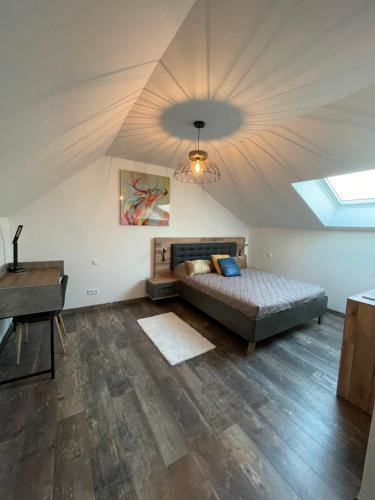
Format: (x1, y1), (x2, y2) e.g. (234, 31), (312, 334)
(120, 171), (170, 226)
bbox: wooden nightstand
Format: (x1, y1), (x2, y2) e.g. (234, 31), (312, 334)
(146, 276), (180, 300)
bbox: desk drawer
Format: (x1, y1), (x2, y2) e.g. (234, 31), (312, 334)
(0, 284), (62, 319)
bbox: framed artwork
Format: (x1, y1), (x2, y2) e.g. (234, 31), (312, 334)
(119, 170), (170, 226)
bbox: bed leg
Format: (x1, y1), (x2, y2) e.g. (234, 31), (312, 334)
(246, 342), (256, 356)
(318, 315), (323, 325)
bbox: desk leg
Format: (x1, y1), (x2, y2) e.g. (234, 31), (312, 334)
(50, 314), (55, 379)
(15, 324), (22, 366)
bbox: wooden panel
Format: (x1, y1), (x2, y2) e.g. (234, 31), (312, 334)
(337, 297), (375, 414)
(153, 236), (246, 278)
(220, 424), (300, 499)
(147, 276), (179, 285)
(0, 262), (63, 319)
(0, 267), (61, 289)
(53, 412), (95, 500)
(0, 304), (370, 500)
(0, 284), (62, 319)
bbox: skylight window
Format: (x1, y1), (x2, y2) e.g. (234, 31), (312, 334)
(292, 169), (375, 228)
(325, 169), (375, 204)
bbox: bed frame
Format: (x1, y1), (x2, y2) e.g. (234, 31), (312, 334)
(171, 242), (328, 354)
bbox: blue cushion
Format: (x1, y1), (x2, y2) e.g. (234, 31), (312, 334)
(218, 257), (241, 277)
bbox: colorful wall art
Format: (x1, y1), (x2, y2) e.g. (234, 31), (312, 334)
(120, 170), (170, 226)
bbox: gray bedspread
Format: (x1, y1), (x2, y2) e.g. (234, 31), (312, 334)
(174, 265), (325, 319)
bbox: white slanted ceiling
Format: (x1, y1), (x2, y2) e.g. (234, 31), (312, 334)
(109, 0), (375, 229)
(0, 0), (194, 216)
(2, 0), (375, 230)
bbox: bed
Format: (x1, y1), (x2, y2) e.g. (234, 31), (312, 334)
(171, 242), (328, 354)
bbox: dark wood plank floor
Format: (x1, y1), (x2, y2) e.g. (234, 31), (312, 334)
(0, 299), (371, 500)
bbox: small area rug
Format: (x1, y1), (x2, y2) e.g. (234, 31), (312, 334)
(137, 312), (215, 366)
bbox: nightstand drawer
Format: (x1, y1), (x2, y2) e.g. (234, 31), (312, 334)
(146, 279), (180, 300)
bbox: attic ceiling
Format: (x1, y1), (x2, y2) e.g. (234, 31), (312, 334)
(0, 0), (194, 215)
(109, 0), (375, 229)
(2, 0), (375, 230)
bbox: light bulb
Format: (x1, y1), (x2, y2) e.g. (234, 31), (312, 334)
(194, 160), (201, 174)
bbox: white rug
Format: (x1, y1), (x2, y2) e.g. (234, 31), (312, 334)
(137, 312), (215, 366)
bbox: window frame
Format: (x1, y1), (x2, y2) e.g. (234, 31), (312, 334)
(321, 177), (375, 207)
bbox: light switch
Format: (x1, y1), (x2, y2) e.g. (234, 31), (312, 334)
(92, 258), (100, 266)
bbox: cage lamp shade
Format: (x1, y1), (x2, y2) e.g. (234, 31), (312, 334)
(173, 121), (220, 184)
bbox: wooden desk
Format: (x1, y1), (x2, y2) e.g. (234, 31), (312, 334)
(337, 290), (375, 414)
(0, 260), (64, 384)
(0, 264), (63, 319)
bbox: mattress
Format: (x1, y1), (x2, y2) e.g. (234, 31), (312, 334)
(174, 265), (325, 319)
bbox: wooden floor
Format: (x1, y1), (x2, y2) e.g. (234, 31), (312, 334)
(0, 299), (371, 500)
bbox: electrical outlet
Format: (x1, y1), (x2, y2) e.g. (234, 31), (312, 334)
(92, 288), (99, 295)
(267, 252), (273, 258)
(87, 289), (93, 295)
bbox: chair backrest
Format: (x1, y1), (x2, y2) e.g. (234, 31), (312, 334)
(60, 275), (69, 311)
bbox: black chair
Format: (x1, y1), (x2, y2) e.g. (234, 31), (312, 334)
(14, 275), (69, 377)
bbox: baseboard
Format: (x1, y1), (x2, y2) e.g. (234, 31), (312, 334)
(0, 320), (14, 353)
(327, 308), (345, 318)
(63, 296), (148, 315)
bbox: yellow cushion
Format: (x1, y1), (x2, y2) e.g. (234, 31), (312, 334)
(184, 259), (212, 277)
(211, 254), (230, 274)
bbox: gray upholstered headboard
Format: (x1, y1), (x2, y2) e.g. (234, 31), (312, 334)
(171, 242), (237, 269)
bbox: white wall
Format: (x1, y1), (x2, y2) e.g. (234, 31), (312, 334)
(9, 156), (249, 309)
(249, 227), (375, 313)
(359, 413), (375, 500)
(0, 218), (11, 342)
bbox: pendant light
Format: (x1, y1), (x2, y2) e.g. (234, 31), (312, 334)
(174, 121), (220, 184)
